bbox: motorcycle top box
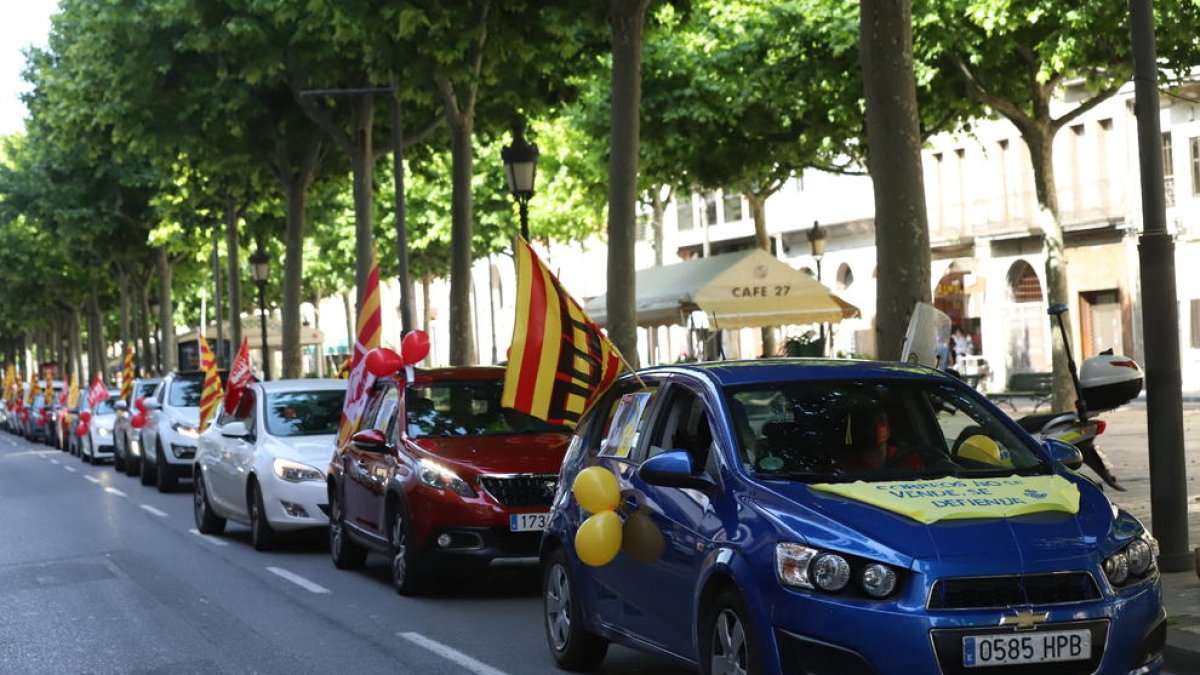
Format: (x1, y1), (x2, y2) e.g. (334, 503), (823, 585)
(1080, 352), (1143, 412)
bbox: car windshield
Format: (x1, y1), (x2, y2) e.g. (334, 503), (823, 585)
(265, 390), (344, 437)
(94, 398), (116, 415)
(726, 378), (1048, 482)
(405, 379), (568, 437)
(169, 377), (203, 407)
(137, 382), (158, 399)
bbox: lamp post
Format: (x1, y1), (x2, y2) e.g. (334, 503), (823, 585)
(502, 119), (539, 240)
(249, 246), (271, 381)
(807, 221), (828, 356)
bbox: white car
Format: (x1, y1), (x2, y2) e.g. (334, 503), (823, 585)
(193, 379), (347, 551)
(141, 371), (208, 492)
(79, 391), (120, 464)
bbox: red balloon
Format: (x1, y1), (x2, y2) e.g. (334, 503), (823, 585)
(401, 330), (431, 365)
(79, 410), (92, 424)
(75, 423), (89, 437)
(131, 412), (146, 429)
(365, 347), (403, 377)
(134, 396), (146, 413)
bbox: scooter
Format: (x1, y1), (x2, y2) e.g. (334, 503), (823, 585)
(1012, 304), (1144, 491)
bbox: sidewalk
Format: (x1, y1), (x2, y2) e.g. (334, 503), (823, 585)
(1025, 405), (1200, 669)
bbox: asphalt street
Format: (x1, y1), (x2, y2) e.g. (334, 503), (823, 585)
(0, 431), (689, 675)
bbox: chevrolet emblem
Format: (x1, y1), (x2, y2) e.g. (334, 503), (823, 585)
(999, 610), (1049, 630)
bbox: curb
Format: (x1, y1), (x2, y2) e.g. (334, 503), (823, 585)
(1166, 627), (1200, 671)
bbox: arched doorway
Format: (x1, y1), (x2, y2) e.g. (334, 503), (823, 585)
(1004, 260), (1048, 373)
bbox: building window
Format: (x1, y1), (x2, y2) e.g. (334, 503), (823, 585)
(1007, 260), (1043, 304)
(703, 192), (719, 227)
(676, 197), (694, 231)
(722, 191), (743, 223)
(836, 263), (854, 290)
(1191, 137), (1200, 196)
(1191, 299), (1200, 349)
(1163, 132), (1175, 207)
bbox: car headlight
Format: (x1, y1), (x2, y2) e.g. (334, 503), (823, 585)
(1103, 551), (1130, 586)
(172, 422), (200, 439)
(811, 553), (851, 592)
(775, 543), (900, 599)
(417, 458), (476, 497)
(1105, 532), (1158, 587)
(775, 543), (819, 589)
(273, 458), (324, 483)
(97, 427), (111, 437)
(861, 563), (898, 598)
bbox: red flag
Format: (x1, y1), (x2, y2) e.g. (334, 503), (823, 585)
(224, 338), (254, 414)
(338, 250), (382, 444)
(85, 374), (110, 409)
(501, 238), (624, 427)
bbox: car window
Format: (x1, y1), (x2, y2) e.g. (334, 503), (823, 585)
(405, 379), (569, 438)
(136, 382), (158, 400)
(643, 385), (718, 476)
(94, 398), (116, 415)
(169, 377), (202, 407)
(265, 389), (344, 437)
(356, 383), (394, 437)
(725, 379), (1048, 481)
(598, 391), (657, 459)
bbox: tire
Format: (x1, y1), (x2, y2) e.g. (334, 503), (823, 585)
(700, 588), (762, 675)
(543, 547), (608, 671)
(113, 437), (125, 472)
(124, 441), (140, 477)
(329, 486), (367, 570)
(81, 437), (92, 464)
(249, 482), (277, 552)
(389, 506), (427, 596)
(155, 443), (178, 493)
(139, 445), (158, 486)
(193, 470), (226, 535)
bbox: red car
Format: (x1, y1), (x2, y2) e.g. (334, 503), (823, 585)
(327, 367), (570, 595)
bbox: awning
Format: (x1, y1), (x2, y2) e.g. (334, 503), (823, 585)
(584, 248), (860, 329)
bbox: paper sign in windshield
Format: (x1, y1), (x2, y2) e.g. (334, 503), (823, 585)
(810, 475), (1080, 524)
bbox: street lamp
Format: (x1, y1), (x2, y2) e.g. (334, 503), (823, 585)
(807, 220), (828, 356)
(502, 119), (539, 240)
(249, 245), (271, 381)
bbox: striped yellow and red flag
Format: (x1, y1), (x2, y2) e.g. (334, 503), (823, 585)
(198, 334), (223, 432)
(27, 372), (40, 405)
(337, 250), (382, 444)
(120, 345), (135, 402)
(501, 238), (623, 427)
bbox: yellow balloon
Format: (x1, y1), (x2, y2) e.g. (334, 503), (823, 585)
(573, 466), (621, 514)
(575, 511), (623, 566)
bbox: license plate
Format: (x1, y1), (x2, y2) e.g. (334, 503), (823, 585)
(963, 630), (1091, 667)
(510, 513), (549, 532)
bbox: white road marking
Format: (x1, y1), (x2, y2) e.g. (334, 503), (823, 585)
(397, 632), (511, 675)
(266, 566), (330, 594)
(188, 528), (229, 546)
(104, 487), (127, 498)
(140, 504), (167, 517)
(49, 459), (59, 465)
(64, 466), (76, 473)
(84, 475), (101, 484)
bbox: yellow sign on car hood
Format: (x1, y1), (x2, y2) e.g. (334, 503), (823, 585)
(809, 475), (1080, 524)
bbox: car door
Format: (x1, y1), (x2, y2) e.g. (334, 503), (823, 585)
(609, 379), (726, 658)
(198, 407), (232, 511)
(342, 383), (397, 537)
(225, 388), (260, 521)
(207, 390), (256, 518)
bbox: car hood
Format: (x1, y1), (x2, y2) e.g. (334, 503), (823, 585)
(91, 414), (117, 430)
(162, 406), (199, 427)
(408, 433), (569, 476)
(751, 473), (1124, 573)
(263, 434), (336, 468)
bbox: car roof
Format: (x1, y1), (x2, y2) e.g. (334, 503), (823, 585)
(257, 379), (348, 394)
(637, 358), (954, 388)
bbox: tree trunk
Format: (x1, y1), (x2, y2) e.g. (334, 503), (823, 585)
(342, 291), (355, 355)
(446, 104), (477, 365)
(745, 192), (778, 357)
(282, 177), (308, 379)
(156, 245), (176, 372)
(87, 289), (106, 379)
(392, 93), (415, 335)
(138, 280), (155, 375)
(118, 272), (132, 362)
(606, 0), (652, 368)
(69, 307), (83, 384)
(650, 185), (670, 267)
(1023, 124), (1075, 412)
(860, 0), (932, 361)
(225, 198), (243, 360)
(352, 95), (375, 309)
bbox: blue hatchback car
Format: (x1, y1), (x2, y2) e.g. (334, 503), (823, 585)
(540, 360), (1164, 675)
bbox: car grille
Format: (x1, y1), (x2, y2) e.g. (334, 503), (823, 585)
(930, 619), (1108, 675)
(478, 474), (558, 508)
(928, 572), (1100, 610)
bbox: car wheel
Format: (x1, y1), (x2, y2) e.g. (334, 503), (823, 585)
(249, 482), (277, 552)
(113, 438), (125, 472)
(193, 470), (226, 535)
(155, 442), (177, 493)
(124, 442), (140, 477)
(81, 437), (92, 464)
(701, 588), (761, 675)
(543, 547), (608, 671)
(389, 507), (426, 596)
(328, 488), (366, 570)
(139, 444), (157, 486)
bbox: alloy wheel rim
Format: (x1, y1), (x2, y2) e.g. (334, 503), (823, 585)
(392, 514), (407, 585)
(711, 608), (748, 675)
(545, 564), (571, 651)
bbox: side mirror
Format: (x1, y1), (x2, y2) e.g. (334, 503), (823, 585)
(221, 421), (251, 439)
(639, 450), (717, 493)
(1043, 439), (1083, 471)
(350, 429), (390, 453)
(143, 399), (161, 411)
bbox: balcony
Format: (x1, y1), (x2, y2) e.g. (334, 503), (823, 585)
(930, 178), (1126, 242)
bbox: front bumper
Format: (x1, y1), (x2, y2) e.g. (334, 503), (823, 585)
(407, 482), (552, 566)
(762, 577), (1164, 675)
(157, 427), (198, 465)
(261, 475), (329, 531)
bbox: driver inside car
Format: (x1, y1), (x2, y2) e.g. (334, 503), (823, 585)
(835, 408), (923, 472)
